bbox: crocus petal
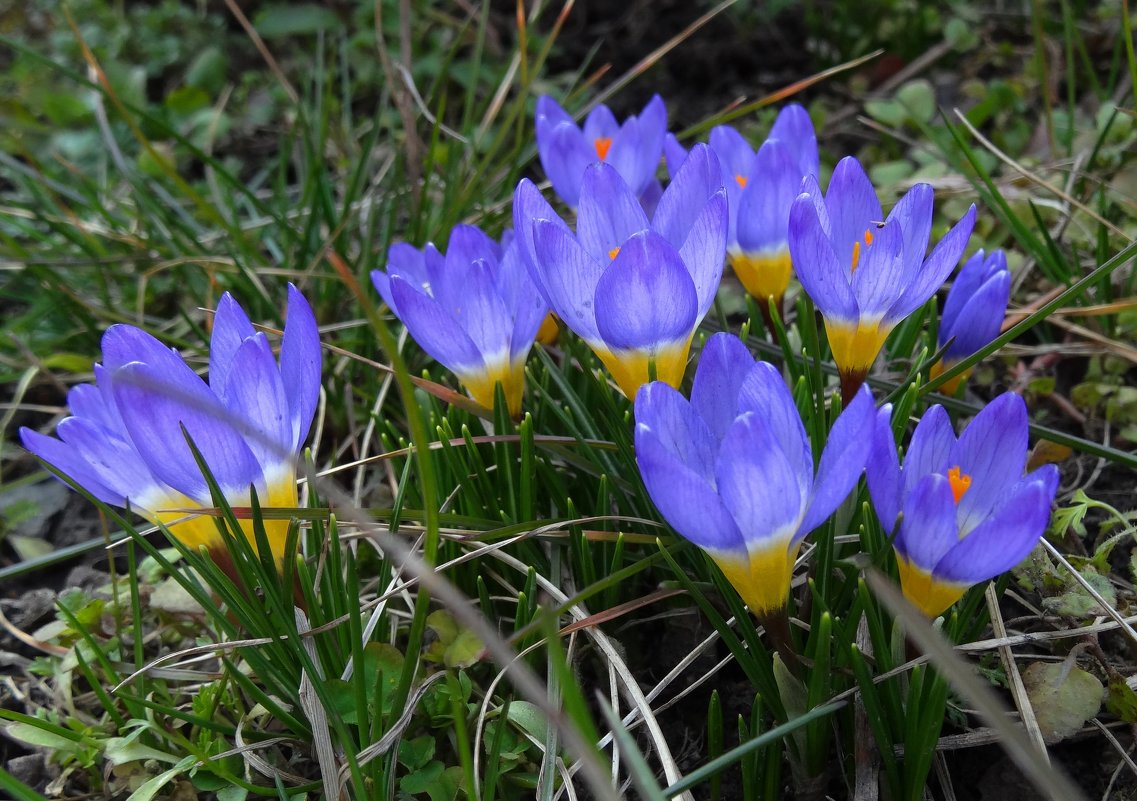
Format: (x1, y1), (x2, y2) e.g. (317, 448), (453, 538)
(850, 216), (906, 318)
(942, 250), (1000, 334)
(798, 385), (876, 536)
(885, 183), (934, 282)
(389, 277), (485, 371)
(825, 157), (884, 272)
(540, 121), (596, 207)
(788, 192), (858, 321)
(280, 284), (321, 449)
(531, 220), (605, 342)
(112, 362), (262, 502)
(885, 204), (977, 323)
(20, 426), (126, 507)
(499, 242), (550, 362)
(678, 190), (728, 320)
(101, 325), (189, 377)
(513, 178), (572, 298)
(535, 94), (574, 129)
(594, 231), (698, 351)
(690, 332), (755, 444)
(582, 103), (618, 141)
(224, 334), (293, 472)
(639, 178), (663, 218)
(439, 257), (515, 360)
(663, 134), (688, 177)
(735, 361), (812, 498)
(901, 404), (955, 498)
(67, 381), (119, 434)
(768, 103), (819, 177)
(735, 139), (799, 254)
(608, 94), (667, 195)
(933, 471), (1058, 584)
(715, 413), (806, 548)
(893, 473), (959, 570)
(941, 271), (1010, 359)
(635, 385), (744, 553)
(576, 163), (650, 261)
(209, 293), (256, 394)
(952, 392), (1028, 534)
(652, 144), (723, 252)
(865, 405), (901, 533)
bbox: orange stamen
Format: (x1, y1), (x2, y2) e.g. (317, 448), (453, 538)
(948, 466), (972, 504)
(851, 240), (861, 273)
(608, 247), (621, 260)
(864, 229), (874, 246)
(594, 137), (613, 161)
(734, 174), (748, 188)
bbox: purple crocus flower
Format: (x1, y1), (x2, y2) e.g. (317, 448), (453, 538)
(513, 144), (727, 399)
(932, 249), (1011, 395)
(866, 393), (1059, 618)
(788, 156), (977, 401)
(634, 332), (876, 615)
(535, 94), (667, 209)
(371, 225), (548, 417)
(20, 286), (322, 566)
(666, 105), (819, 306)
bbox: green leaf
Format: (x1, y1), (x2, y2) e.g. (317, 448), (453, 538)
(4, 722), (81, 752)
(443, 628), (484, 669)
(1022, 661), (1103, 743)
(505, 701), (547, 743)
(1106, 676), (1137, 723)
(105, 737), (182, 766)
(186, 47), (227, 93)
(897, 79), (936, 125)
(400, 761), (445, 795)
(398, 736), (436, 772)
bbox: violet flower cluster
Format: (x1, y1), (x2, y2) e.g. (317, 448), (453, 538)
(21, 286), (321, 566)
(21, 92), (1058, 625)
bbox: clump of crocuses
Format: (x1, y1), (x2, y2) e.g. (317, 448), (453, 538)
(372, 225), (549, 417)
(21, 286), (322, 567)
(666, 104), (819, 313)
(867, 393), (1059, 618)
(788, 156), (977, 402)
(535, 94), (667, 210)
(514, 144), (727, 399)
(932, 249), (1011, 395)
(634, 332), (876, 617)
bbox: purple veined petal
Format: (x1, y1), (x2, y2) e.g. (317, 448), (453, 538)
(280, 284), (321, 449)
(652, 144), (723, 251)
(225, 333), (293, 472)
(663, 133), (688, 178)
(690, 332), (755, 444)
(67, 381), (119, 434)
(444, 258), (515, 360)
(607, 95), (667, 196)
(582, 103), (619, 142)
(635, 412), (745, 553)
(735, 361), (812, 500)
(535, 95), (575, 130)
(787, 193), (858, 321)
(499, 241), (550, 363)
(940, 270), (1010, 360)
(901, 404), (955, 498)
(443, 225), (501, 286)
(635, 381), (719, 482)
(768, 103), (819, 177)
(952, 392), (1029, 535)
(594, 230), (698, 351)
(941, 249), (993, 335)
(884, 204), (977, 324)
(850, 215), (907, 319)
(531, 220), (605, 342)
(540, 121), (597, 208)
(678, 190), (728, 320)
(639, 178), (663, 218)
(389, 277), (485, 371)
(933, 476), (1056, 584)
(512, 178), (571, 289)
(371, 270), (396, 314)
(825, 156), (883, 272)
(893, 473), (959, 571)
(111, 361), (263, 503)
(865, 405), (901, 534)
(799, 385), (876, 536)
(709, 125), (755, 241)
(576, 162), (650, 261)
(715, 412), (808, 549)
(20, 425), (127, 507)
(209, 293), (256, 396)
(884, 183), (934, 282)
(100, 324), (190, 377)
(735, 139), (800, 253)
